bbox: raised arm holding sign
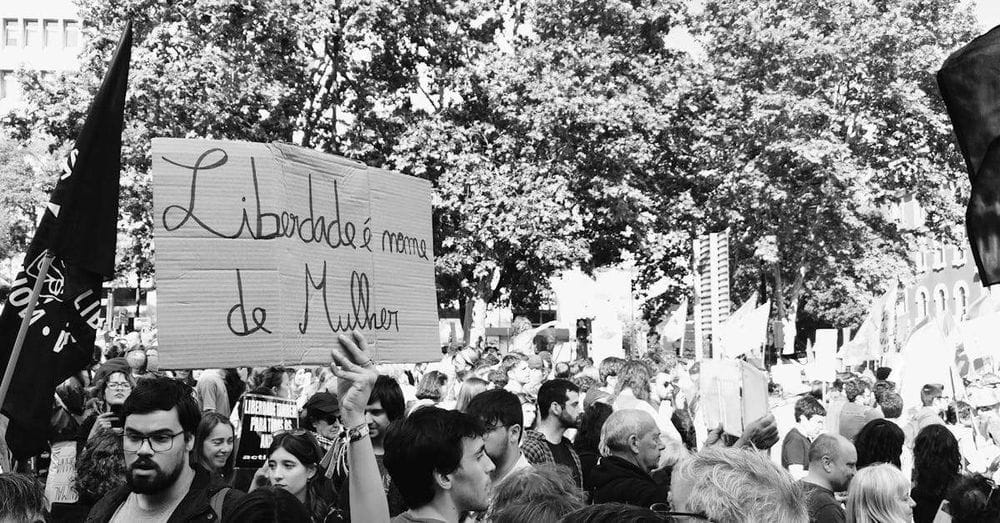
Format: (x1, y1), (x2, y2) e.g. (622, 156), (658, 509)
(330, 331), (390, 523)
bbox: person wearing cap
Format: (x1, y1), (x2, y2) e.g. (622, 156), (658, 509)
(302, 391), (342, 448)
(903, 383), (946, 448)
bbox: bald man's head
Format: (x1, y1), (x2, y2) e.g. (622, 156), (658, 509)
(599, 409), (664, 471)
(808, 434), (857, 491)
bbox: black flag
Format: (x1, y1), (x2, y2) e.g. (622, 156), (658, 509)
(938, 25), (1000, 285)
(0, 22), (131, 458)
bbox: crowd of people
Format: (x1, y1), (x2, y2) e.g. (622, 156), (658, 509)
(2, 329), (1000, 522)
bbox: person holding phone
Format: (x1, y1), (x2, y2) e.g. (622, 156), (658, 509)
(80, 368), (135, 444)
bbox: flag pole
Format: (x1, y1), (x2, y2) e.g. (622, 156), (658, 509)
(0, 251), (55, 407)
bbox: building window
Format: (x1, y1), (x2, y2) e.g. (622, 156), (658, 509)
(44, 20), (59, 47)
(916, 288), (929, 319)
(4, 19), (18, 47)
(933, 245), (946, 270)
(24, 20), (38, 48)
(915, 251), (927, 273)
(934, 285), (948, 315)
(0, 71), (8, 99)
(63, 20), (79, 48)
(953, 245), (967, 267)
(954, 282), (969, 321)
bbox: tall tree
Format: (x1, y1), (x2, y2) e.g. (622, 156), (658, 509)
(7, 0), (484, 279)
(392, 0), (704, 341)
(690, 0), (978, 326)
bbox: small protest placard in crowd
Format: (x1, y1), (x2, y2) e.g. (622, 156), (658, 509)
(44, 441), (78, 504)
(151, 138), (439, 367)
(234, 394), (299, 469)
(699, 359), (769, 437)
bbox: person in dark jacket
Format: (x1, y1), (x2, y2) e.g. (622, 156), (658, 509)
(573, 402), (613, 488)
(585, 409), (667, 507)
(85, 376), (245, 522)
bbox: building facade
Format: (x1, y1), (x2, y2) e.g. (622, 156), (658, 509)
(895, 194), (986, 340)
(0, 0), (82, 110)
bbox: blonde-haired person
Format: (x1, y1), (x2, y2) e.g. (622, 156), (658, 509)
(846, 463), (916, 523)
(455, 377), (489, 413)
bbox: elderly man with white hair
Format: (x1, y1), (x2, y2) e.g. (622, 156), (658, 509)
(670, 446), (809, 522)
(585, 409), (669, 507)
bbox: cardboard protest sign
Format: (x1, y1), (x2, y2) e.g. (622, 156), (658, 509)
(44, 441), (78, 504)
(699, 359), (769, 437)
(151, 139), (439, 367)
(234, 394), (299, 469)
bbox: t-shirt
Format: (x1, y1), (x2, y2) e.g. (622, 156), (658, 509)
(196, 371), (231, 418)
(547, 439), (581, 486)
(782, 427), (810, 470)
(109, 493), (184, 523)
(801, 481), (846, 523)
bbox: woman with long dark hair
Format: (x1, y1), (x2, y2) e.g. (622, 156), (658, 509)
(193, 412), (236, 481)
(251, 430), (341, 522)
(573, 402), (614, 488)
(79, 369), (134, 444)
(912, 424), (962, 523)
(854, 418), (905, 469)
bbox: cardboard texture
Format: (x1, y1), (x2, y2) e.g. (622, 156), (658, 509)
(234, 394), (300, 469)
(151, 138), (439, 368)
(700, 359), (769, 437)
(45, 441), (78, 504)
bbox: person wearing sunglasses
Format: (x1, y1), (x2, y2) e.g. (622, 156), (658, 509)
(85, 376), (246, 522)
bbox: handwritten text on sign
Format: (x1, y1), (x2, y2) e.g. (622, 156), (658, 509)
(151, 139), (439, 367)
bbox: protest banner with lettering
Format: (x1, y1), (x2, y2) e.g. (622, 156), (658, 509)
(151, 139), (439, 367)
(44, 441), (78, 504)
(234, 394), (299, 469)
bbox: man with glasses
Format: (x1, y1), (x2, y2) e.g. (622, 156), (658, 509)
(85, 376), (245, 522)
(466, 388), (531, 484)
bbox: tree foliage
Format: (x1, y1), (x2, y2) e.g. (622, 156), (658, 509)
(0, 0), (984, 335)
(689, 0), (977, 324)
(393, 0), (704, 329)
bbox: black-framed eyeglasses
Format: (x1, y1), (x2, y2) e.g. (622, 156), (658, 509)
(123, 431), (185, 453)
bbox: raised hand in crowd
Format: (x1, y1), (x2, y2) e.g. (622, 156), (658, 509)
(87, 411), (121, 440)
(704, 413), (779, 450)
(735, 413), (779, 450)
(330, 331), (390, 523)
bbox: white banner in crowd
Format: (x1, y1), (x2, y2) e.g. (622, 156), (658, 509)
(151, 139), (439, 367)
(840, 287), (896, 364)
(716, 296), (769, 359)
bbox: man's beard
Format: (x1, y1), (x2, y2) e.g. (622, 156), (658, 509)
(559, 410), (578, 429)
(127, 457), (183, 494)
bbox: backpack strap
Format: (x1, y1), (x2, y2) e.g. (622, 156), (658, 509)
(210, 487), (230, 519)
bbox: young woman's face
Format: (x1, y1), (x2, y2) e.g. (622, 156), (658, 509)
(267, 447), (314, 499)
(104, 372), (132, 406)
(202, 423), (235, 472)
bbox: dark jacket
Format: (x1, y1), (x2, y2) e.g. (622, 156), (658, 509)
(586, 455), (668, 507)
(85, 466), (245, 523)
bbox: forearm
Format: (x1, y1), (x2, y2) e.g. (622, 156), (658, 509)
(343, 411), (390, 522)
